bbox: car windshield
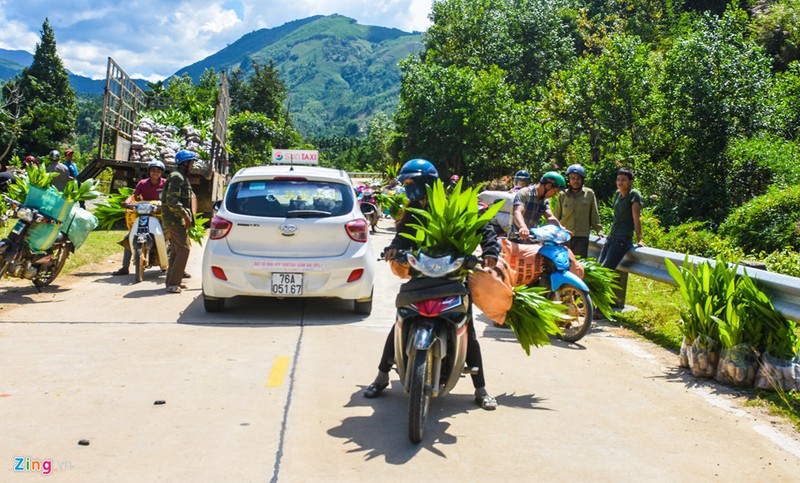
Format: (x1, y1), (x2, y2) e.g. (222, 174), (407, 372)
(225, 179), (354, 218)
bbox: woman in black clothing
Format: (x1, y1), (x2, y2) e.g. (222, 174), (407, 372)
(362, 158), (500, 410)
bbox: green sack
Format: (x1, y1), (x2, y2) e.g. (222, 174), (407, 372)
(60, 206), (98, 249)
(25, 185), (75, 222)
(27, 222), (62, 252)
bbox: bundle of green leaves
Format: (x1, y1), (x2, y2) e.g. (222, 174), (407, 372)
(93, 188), (133, 230)
(401, 178), (504, 257)
(7, 165), (59, 202)
(505, 285), (567, 355)
(579, 258), (620, 321)
(375, 191), (407, 220)
(189, 213), (210, 246)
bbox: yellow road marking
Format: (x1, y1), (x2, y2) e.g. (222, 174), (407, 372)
(266, 356), (290, 387)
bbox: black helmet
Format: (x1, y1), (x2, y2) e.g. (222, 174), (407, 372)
(566, 164), (586, 178)
(514, 169), (530, 182)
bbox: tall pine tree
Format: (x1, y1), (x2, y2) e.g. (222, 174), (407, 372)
(10, 18), (77, 156)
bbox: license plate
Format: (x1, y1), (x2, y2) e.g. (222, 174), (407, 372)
(271, 273), (303, 295)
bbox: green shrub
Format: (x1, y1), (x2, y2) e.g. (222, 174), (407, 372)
(763, 249), (800, 277)
(719, 185), (800, 254)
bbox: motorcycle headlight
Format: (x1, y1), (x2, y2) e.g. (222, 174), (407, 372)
(407, 251), (465, 278)
(17, 207), (34, 223)
(136, 203), (154, 215)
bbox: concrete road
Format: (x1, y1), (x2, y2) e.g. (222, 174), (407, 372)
(1, 222), (799, 481)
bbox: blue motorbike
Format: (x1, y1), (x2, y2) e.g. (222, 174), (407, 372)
(511, 225), (594, 342)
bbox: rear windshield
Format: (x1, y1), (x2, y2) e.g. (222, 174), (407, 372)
(225, 179), (354, 218)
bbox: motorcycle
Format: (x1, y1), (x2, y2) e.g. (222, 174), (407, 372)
(125, 200), (168, 283)
(508, 225), (594, 342)
(0, 194), (73, 289)
(358, 187), (380, 233)
(388, 249), (480, 443)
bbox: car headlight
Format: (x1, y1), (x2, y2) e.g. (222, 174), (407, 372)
(16, 207), (34, 223)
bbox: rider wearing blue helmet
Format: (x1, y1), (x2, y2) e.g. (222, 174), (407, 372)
(161, 149), (197, 293)
(365, 159), (501, 410)
(113, 159), (167, 276)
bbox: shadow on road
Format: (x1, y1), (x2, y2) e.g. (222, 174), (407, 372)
(327, 382), (550, 462)
(175, 294), (371, 327)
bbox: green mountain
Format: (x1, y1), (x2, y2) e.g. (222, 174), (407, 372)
(175, 15), (423, 137)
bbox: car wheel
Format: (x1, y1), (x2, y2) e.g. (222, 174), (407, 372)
(203, 292), (225, 312)
(354, 289), (373, 315)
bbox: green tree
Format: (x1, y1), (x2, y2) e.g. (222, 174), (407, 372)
(424, 0), (576, 97)
(8, 18), (77, 156)
(648, 7), (771, 224)
(542, 33), (654, 200)
(227, 111), (302, 170)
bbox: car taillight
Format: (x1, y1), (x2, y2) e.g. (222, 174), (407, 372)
(347, 268), (364, 283)
(211, 266), (228, 281)
(345, 218), (368, 242)
(210, 217), (232, 239)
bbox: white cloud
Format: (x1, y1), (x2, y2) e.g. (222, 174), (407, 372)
(0, 0), (434, 80)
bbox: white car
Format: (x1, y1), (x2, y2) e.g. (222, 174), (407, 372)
(201, 165), (375, 314)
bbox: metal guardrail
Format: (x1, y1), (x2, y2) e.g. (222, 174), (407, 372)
(588, 237), (800, 323)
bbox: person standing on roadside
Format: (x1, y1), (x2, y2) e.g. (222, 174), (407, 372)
(161, 150), (196, 294)
(597, 168), (645, 270)
(553, 164), (604, 258)
(63, 149), (85, 208)
(45, 150), (69, 191)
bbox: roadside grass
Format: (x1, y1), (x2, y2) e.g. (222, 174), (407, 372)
(616, 274), (800, 431)
(62, 229), (126, 274)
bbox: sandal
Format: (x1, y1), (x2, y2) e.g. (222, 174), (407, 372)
(363, 381), (389, 398)
(475, 394), (498, 410)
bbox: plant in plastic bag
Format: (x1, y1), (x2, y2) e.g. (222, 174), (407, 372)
(689, 334), (720, 378)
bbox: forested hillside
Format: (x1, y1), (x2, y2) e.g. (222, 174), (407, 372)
(175, 14), (422, 137)
(378, 0), (800, 273)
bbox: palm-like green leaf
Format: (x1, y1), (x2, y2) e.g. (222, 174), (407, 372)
(400, 178), (504, 256)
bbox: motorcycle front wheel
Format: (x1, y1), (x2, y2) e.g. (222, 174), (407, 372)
(552, 284), (594, 342)
(32, 242), (70, 287)
(133, 243), (147, 283)
(408, 348), (433, 444)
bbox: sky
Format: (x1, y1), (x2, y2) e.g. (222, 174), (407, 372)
(0, 0), (434, 82)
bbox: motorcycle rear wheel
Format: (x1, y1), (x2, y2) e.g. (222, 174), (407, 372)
(552, 284), (593, 342)
(32, 242), (70, 287)
(408, 348), (433, 444)
(133, 243), (147, 283)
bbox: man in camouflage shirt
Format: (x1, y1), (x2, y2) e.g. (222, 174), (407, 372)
(161, 149), (196, 293)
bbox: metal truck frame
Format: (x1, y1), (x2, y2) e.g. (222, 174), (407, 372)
(78, 57), (229, 214)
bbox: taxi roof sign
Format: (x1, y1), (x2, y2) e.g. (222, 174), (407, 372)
(271, 149), (319, 165)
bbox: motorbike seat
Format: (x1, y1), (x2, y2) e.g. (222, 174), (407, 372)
(396, 277), (469, 307)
